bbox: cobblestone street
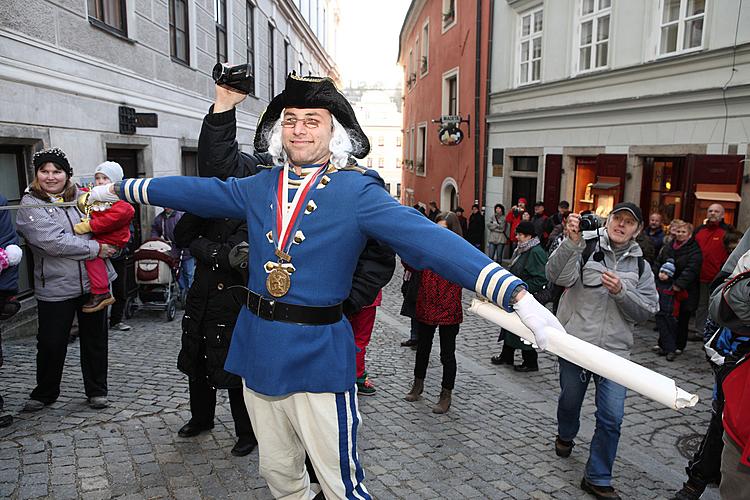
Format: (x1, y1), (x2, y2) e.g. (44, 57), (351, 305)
(0, 273), (721, 499)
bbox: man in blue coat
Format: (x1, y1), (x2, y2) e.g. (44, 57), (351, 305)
(91, 73), (563, 500)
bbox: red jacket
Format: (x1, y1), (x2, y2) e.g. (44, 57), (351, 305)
(722, 355), (750, 467)
(89, 200), (135, 247)
(505, 211), (523, 243)
(694, 223), (728, 283)
(415, 269), (463, 325)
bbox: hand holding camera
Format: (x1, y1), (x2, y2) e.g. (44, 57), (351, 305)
(567, 213), (582, 242)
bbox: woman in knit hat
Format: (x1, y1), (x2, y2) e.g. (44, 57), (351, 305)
(16, 148), (118, 412)
(490, 220), (547, 372)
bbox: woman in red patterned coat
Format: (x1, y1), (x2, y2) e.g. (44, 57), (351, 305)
(404, 212), (464, 414)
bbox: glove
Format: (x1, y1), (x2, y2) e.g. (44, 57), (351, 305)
(88, 184), (120, 204)
(4, 245), (22, 266)
(513, 292), (565, 350)
(74, 220), (92, 235)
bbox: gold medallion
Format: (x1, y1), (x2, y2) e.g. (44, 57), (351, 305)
(266, 266), (291, 297)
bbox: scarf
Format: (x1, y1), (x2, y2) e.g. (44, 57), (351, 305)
(510, 236), (541, 267)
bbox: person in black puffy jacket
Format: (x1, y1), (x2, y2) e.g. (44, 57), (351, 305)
(173, 213), (256, 457)
(653, 219), (702, 354)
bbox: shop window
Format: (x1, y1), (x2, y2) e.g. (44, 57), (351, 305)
(659, 0), (705, 56)
(88, 0), (127, 36)
(577, 0), (610, 72)
(517, 6), (543, 85)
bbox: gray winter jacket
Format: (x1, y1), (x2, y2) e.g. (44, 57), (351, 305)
(546, 232), (659, 359)
(16, 190), (116, 302)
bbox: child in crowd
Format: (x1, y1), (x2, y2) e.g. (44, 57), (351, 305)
(74, 162), (134, 313)
(655, 259), (688, 361)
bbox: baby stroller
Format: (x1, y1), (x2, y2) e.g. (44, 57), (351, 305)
(124, 239), (180, 321)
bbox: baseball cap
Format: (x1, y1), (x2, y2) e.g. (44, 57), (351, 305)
(611, 202), (643, 224)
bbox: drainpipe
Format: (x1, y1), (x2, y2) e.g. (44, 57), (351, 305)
(474, 0), (483, 205)
(480, 0), (495, 209)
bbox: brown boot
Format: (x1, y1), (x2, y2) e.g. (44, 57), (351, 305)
(82, 293), (115, 313)
(404, 378), (424, 402)
(432, 388), (452, 414)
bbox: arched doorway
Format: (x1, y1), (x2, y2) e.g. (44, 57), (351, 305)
(440, 177), (459, 212)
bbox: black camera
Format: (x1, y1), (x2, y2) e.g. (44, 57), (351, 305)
(212, 63), (254, 94)
(579, 214), (600, 231)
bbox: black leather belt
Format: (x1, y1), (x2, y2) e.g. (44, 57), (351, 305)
(236, 287), (343, 325)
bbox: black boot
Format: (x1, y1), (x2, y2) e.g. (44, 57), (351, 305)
(230, 435), (258, 456)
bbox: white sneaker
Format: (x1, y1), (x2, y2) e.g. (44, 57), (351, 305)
(111, 322), (131, 331)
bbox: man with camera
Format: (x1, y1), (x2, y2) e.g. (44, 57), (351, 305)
(546, 203), (659, 500)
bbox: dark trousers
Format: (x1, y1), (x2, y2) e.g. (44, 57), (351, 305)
(656, 314), (678, 353)
(109, 257), (127, 326)
(188, 377), (253, 439)
(686, 363), (734, 488)
(414, 321), (459, 390)
(677, 308), (693, 350)
(31, 296), (108, 403)
(498, 344), (539, 368)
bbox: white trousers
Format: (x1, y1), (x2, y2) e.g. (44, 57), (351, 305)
(243, 385), (371, 500)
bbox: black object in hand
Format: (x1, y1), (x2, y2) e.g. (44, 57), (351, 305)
(212, 63), (254, 94)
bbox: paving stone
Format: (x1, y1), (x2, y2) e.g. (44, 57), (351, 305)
(0, 274), (720, 499)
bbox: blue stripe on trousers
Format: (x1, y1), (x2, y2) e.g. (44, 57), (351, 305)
(348, 387), (371, 500)
(336, 392), (356, 499)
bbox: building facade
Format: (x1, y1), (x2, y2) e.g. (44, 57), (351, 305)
(346, 87), (403, 199)
(398, 0), (491, 213)
(487, 0), (750, 230)
(0, 0), (340, 335)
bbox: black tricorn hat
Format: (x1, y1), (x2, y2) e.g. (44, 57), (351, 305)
(253, 74), (370, 158)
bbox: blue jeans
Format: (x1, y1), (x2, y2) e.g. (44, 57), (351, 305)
(487, 242), (505, 262)
(557, 357), (627, 487)
(178, 257), (195, 292)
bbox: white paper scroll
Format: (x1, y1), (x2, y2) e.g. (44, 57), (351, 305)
(468, 299), (699, 410)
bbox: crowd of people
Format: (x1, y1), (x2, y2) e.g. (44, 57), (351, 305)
(0, 71), (747, 500)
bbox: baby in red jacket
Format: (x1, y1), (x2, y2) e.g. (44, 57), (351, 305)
(74, 162), (135, 313)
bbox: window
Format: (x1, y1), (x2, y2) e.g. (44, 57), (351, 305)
(88, 0), (127, 36)
(659, 0), (705, 55)
(378, 157), (384, 168)
(378, 136), (384, 147)
(410, 126), (416, 169)
(299, 60), (304, 75)
(367, 158), (373, 168)
(268, 22), (275, 100)
(420, 22), (429, 75)
(215, 0), (227, 63)
(577, 0), (610, 72)
(404, 130), (411, 169)
(284, 40), (291, 77)
(442, 0), (456, 30)
(169, 0), (189, 63)
(442, 69), (459, 115)
(492, 148), (504, 177)
(245, 2), (256, 95)
(513, 156), (539, 172)
(416, 124), (427, 176)
(181, 150), (198, 176)
(396, 157), (401, 168)
(396, 183), (402, 197)
(517, 7), (543, 85)
(385, 182), (391, 194)
(396, 135), (402, 147)
(407, 48), (416, 88)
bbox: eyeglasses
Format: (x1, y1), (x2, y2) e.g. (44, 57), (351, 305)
(280, 117), (321, 129)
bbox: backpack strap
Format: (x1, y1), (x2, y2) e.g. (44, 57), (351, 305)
(581, 236), (645, 278)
